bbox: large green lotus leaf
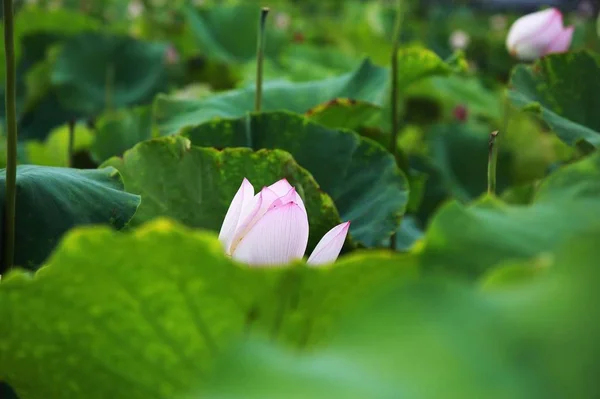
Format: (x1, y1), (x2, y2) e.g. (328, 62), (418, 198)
(25, 123), (93, 167)
(420, 152), (600, 278)
(183, 4), (287, 64)
(509, 51), (600, 147)
(102, 135), (342, 252)
(201, 228), (600, 399)
(51, 33), (169, 115)
(0, 166), (140, 270)
(153, 59), (389, 136)
(0, 219), (417, 399)
(183, 112), (409, 247)
(90, 106), (155, 164)
(305, 99), (381, 131)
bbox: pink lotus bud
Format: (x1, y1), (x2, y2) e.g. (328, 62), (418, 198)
(453, 104), (468, 122)
(219, 178), (350, 267)
(506, 8), (574, 61)
(127, 0), (144, 19)
(164, 45), (180, 65)
(449, 30), (470, 51)
(275, 12), (291, 31)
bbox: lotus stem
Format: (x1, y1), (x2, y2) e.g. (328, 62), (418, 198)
(105, 62), (114, 112)
(3, 0), (17, 272)
(389, 0), (404, 250)
(487, 131), (499, 195)
(68, 119), (75, 168)
(254, 7), (269, 113)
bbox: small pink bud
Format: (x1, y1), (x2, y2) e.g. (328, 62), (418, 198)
(506, 8), (574, 61)
(164, 46), (180, 65)
(453, 104), (468, 122)
(127, 0), (144, 19)
(275, 12), (291, 31)
(449, 30), (470, 51)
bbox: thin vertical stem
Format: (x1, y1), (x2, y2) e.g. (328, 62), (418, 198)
(105, 62), (114, 112)
(390, 0), (404, 156)
(389, 0), (404, 250)
(487, 131), (499, 195)
(3, 0), (17, 272)
(67, 119), (75, 168)
(254, 7), (269, 113)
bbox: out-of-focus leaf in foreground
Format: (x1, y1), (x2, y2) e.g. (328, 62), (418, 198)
(199, 227), (600, 399)
(0, 220), (416, 399)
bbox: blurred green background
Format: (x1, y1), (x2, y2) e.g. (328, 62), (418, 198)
(2, 0), (600, 398)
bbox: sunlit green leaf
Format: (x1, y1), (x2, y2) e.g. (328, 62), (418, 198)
(102, 135), (343, 252)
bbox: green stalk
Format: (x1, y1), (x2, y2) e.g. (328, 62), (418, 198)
(254, 7), (269, 113)
(389, 0), (404, 250)
(67, 119), (75, 168)
(487, 131), (499, 195)
(3, 0), (17, 271)
(105, 63), (114, 112)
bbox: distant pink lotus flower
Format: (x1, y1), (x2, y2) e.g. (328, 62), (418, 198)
(219, 178), (350, 267)
(506, 8), (574, 61)
(164, 45), (180, 65)
(449, 30), (470, 50)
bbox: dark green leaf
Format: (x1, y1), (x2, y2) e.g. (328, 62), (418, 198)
(51, 33), (169, 115)
(183, 4), (287, 64)
(0, 166), (140, 270)
(509, 51), (600, 147)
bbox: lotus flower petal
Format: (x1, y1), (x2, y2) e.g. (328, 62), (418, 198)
(545, 26), (574, 54)
(268, 178), (294, 196)
(268, 179), (306, 213)
(232, 202), (310, 266)
(506, 8), (572, 60)
(229, 187), (279, 254)
(218, 178), (254, 252)
(307, 221), (350, 266)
